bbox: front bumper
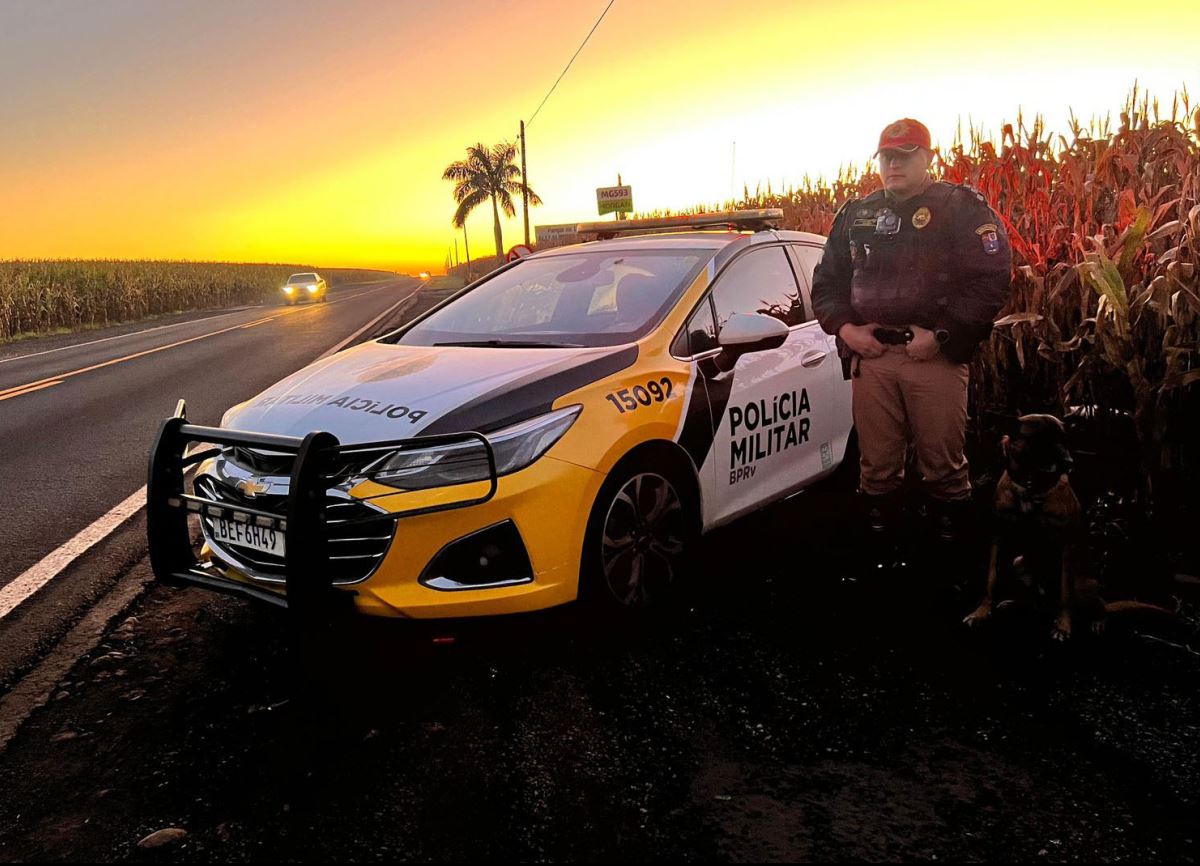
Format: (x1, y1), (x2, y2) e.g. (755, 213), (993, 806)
(147, 415), (602, 620)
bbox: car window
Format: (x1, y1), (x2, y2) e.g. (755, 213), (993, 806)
(390, 249), (710, 349)
(790, 245), (823, 287)
(288, 273), (318, 284)
(710, 246), (804, 331)
(679, 298), (718, 355)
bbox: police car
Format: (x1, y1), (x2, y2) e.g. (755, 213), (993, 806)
(147, 210), (853, 619)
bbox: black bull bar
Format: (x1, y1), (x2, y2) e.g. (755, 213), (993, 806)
(147, 412), (498, 617)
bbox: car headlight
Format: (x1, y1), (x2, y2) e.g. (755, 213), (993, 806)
(307, 284), (318, 292)
(284, 286), (295, 293)
(362, 405), (582, 490)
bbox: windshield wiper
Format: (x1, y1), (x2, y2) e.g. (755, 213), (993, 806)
(432, 339), (584, 349)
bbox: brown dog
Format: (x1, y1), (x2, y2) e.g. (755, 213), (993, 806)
(963, 414), (1173, 640)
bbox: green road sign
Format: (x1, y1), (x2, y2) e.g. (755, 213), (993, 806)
(597, 184), (633, 215)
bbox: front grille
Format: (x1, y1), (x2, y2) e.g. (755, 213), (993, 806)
(194, 473), (394, 585)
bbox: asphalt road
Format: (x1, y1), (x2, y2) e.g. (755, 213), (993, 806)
(0, 280), (419, 686)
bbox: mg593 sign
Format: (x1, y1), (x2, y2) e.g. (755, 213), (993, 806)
(596, 185), (633, 216)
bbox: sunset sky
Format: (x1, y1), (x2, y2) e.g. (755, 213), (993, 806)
(2, 0), (1197, 273)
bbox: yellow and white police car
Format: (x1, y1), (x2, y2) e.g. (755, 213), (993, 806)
(148, 210), (853, 619)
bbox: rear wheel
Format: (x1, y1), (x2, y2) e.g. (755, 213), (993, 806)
(581, 458), (697, 612)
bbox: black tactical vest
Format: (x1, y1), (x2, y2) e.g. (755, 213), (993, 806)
(847, 181), (962, 327)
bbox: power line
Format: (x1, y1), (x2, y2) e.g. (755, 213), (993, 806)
(526, 0), (616, 128)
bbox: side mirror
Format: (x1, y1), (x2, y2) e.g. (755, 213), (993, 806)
(713, 313), (789, 372)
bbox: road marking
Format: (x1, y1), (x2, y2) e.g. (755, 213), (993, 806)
(0, 282), (418, 621)
(0, 310), (250, 366)
(0, 380), (62, 401)
(317, 287), (420, 360)
(239, 316), (278, 329)
(0, 487), (147, 621)
(0, 314), (282, 399)
(0, 280), (398, 369)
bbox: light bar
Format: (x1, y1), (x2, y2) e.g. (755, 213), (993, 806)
(576, 208), (784, 239)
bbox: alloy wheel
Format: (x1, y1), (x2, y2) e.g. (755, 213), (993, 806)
(600, 472), (686, 606)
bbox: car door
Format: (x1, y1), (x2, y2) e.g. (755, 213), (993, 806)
(698, 243), (844, 528)
(787, 242), (854, 473)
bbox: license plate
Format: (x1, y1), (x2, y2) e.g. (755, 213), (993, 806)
(210, 517), (286, 557)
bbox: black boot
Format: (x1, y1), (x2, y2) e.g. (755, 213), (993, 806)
(861, 491), (903, 534)
(930, 497), (973, 543)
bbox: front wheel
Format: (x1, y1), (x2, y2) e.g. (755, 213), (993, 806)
(581, 461), (696, 612)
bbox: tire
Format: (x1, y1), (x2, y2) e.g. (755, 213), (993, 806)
(580, 455), (698, 613)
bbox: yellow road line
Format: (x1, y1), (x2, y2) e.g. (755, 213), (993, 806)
(239, 316), (278, 329)
(0, 280), (408, 398)
(0, 315), (278, 399)
(0, 380), (63, 401)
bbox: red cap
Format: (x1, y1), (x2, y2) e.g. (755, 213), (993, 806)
(875, 118), (931, 156)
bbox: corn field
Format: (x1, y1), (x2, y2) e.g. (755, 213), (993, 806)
(0, 260), (308, 342)
(669, 88), (1200, 484)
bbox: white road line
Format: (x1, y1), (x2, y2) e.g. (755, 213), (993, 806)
(317, 287), (419, 360)
(0, 310), (248, 365)
(0, 280), (399, 368)
(0, 282), (418, 622)
(0, 486), (147, 621)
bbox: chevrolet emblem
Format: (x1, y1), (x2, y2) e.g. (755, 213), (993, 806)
(235, 478), (271, 498)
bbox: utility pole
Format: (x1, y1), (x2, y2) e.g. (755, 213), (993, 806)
(616, 172), (624, 221)
(520, 120), (530, 246)
(463, 224), (472, 281)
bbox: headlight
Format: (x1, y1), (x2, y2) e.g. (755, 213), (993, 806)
(284, 286), (295, 293)
(307, 284), (318, 292)
(362, 405), (582, 490)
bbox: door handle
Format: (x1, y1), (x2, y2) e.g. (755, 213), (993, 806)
(800, 350), (828, 368)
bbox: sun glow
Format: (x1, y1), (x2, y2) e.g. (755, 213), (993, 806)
(0, 0), (1196, 271)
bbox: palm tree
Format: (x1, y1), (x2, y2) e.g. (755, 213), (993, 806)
(443, 142), (542, 257)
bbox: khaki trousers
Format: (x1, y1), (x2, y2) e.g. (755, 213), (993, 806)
(852, 346), (971, 501)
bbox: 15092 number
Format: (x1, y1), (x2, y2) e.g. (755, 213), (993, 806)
(605, 377), (673, 413)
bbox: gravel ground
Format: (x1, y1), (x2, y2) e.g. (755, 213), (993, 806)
(0, 481), (1196, 863)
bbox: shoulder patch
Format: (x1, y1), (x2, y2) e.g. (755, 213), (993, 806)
(975, 223), (998, 235)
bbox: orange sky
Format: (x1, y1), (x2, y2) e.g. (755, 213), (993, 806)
(1, 0), (1198, 272)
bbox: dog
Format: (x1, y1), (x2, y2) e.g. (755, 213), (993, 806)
(963, 414), (1175, 640)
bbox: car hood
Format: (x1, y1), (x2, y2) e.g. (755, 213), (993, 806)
(222, 340), (637, 444)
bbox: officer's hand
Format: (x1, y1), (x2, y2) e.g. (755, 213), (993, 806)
(838, 323), (886, 359)
(906, 325), (939, 361)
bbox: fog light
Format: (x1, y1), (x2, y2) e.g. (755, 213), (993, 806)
(419, 521), (533, 591)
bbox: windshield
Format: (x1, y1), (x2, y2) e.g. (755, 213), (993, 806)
(389, 250), (710, 348)
(287, 273), (317, 284)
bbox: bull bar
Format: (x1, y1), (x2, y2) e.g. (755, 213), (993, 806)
(146, 404), (498, 618)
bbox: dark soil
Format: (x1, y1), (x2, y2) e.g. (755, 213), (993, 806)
(0, 482), (1196, 863)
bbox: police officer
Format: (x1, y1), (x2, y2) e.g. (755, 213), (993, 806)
(811, 118), (1012, 540)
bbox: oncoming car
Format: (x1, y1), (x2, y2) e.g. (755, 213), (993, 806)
(148, 210), (853, 620)
(282, 272), (328, 304)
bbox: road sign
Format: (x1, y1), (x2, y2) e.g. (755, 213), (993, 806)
(506, 244), (533, 262)
(596, 185), (633, 216)
(534, 224), (580, 249)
